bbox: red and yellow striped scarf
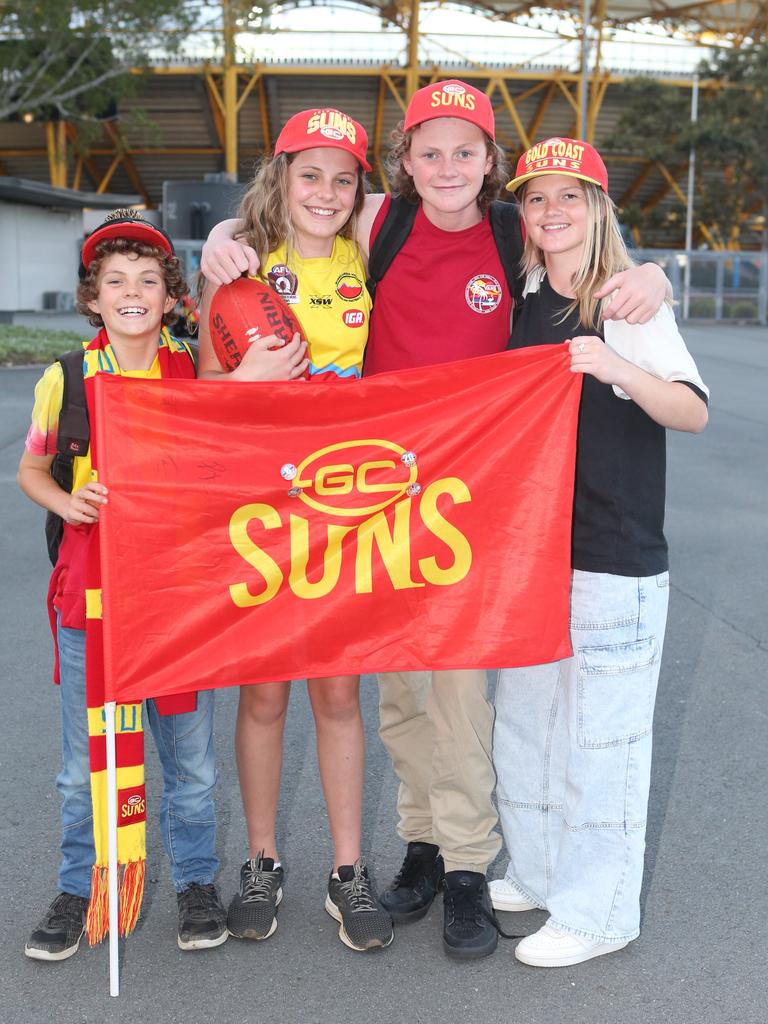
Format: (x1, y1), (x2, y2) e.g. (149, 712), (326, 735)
(74, 328), (197, 943)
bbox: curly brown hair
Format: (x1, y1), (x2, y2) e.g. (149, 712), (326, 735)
(76, 238), (189, 328)
(385, 122), (509, 215)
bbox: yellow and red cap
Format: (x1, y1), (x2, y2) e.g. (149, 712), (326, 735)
(274, 108), (371, 172)
(404, 80), (495, 140)
(506, 138), (608, 193)
(80, 209), (174, 277)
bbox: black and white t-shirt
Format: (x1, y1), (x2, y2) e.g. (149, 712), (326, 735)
(509, 272), (708, 577)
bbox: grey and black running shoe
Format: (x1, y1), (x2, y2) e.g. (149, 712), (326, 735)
(177, 882), (228, 950)
(25, 892), (89, 961)
(227, 855), (283, 940)
(325, 861), (394, 952)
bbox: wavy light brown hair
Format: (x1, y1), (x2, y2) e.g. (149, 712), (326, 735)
(236, 151), (367, 269)
(77, 238), (188, 328)
(385, 122), (508, 215)
(519, 179), (635, 330)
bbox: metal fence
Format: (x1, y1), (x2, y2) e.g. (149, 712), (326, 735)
(638, 249), (768, 325)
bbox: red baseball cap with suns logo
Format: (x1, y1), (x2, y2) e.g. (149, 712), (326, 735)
(404, 80), (495, 140)
(274, 108), (371, 172)
(506, 137), (609, 193)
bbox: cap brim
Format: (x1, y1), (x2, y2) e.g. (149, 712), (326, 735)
(506, 169), (606, 193)
(404, 110), (495, 142)
(81, 221), (174, 270)
(277, 139), (371, 173)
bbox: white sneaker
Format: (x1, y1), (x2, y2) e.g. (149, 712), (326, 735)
(489, 878), (539, 912)
(514, 923), (629, 967)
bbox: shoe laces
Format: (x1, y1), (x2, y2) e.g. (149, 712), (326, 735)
(46, 892), (87, 927)
(178, 883), (219, 921)
(242, 858), (278, 903)
(338, 862), (377, 913)
(394, 855), (434, 889)
(444, 882), (521, 940)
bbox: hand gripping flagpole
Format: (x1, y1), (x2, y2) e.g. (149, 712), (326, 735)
(105, 700), (120, 997)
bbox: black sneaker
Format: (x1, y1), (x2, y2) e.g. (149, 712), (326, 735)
(25, 892), (89, 961)
(442, 870), (499, 959)
(325, 861), (394, 952)
(177, 882), (228, 950)
(227, 855), (284, 940)
(380, 841), (444, 923)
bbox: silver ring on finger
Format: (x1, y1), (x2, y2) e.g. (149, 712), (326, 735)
(578, 342), (585, 353)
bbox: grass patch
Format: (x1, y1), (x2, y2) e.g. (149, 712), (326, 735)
(0, 325), (84, 366)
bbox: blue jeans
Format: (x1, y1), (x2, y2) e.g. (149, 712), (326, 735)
(56, 622), (219, 897)
(493, 570), (669, 943)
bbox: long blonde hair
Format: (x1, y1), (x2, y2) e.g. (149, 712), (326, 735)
(520, 180), (634, 330)
(236, 152), (367, 270)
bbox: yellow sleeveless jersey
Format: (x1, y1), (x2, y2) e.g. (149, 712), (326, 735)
(260, 236), (370, 380)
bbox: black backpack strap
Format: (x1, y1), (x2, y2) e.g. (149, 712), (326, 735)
(489, 199), (525, 308)
(56, 348), (90, 458)
(366, 195), (419, 300)
(46, 349), (89, 566)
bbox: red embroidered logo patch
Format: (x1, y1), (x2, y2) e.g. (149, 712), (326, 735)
(465, 274), (502, 315)
(118, 785), (146, 826)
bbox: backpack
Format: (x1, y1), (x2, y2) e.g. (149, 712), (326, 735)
(45, 349), (90, 566)
(366, 195), (525, 306)
(44, 340), (198, 566)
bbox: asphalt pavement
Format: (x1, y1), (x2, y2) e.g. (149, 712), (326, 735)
(0, 324), (766, 1024)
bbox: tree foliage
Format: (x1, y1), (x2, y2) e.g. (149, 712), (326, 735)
(607, 42), (768, 249)
(0, 1), (207, 122)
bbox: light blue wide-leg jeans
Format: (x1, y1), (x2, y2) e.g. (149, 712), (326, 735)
(494, 569), (669, 943)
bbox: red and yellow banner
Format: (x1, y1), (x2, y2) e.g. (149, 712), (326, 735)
(94, 346), (581, 703)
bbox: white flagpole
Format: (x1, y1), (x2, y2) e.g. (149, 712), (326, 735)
(683, 74), (699, 320)
(105, 700), (120, 997)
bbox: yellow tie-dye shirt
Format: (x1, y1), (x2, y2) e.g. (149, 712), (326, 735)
(25, 329), (192, 493)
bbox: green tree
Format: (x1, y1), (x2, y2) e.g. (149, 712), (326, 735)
(608, 43), (768, 250)
(0, 1), (206, 122)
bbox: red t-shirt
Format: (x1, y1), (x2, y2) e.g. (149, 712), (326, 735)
(363, 197), (513, 376)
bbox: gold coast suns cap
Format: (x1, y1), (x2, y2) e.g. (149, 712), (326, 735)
(404, 80), (495, 140)
(506, 137), (608, 193)
(274, 108), (371, 172)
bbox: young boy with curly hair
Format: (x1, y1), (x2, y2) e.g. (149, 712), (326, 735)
(18, 211), (227, 960)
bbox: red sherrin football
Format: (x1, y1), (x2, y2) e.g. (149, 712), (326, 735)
(209, 276), (306, 372)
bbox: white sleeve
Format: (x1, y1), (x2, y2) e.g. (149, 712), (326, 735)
(603, 304), (709, 401)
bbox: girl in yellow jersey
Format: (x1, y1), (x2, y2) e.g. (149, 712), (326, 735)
(198, 109), (391, 952)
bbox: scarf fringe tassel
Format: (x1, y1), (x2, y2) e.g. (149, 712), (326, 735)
(86, 859), (146, 945)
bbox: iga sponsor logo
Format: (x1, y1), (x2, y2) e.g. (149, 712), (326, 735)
(228, 439), (473, 605)
(343, 309), (365, 327)
(335, 273), (363, 301)
(465, 274), (502, 315)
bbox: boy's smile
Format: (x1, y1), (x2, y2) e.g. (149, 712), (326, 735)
(87, 252), (176, 353)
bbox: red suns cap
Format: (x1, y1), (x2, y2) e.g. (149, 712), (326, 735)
(506, 137), (608, 193)
(404, 80), (495, 140)
(274, 108), (371, 172)
(80, 209), (174, 276)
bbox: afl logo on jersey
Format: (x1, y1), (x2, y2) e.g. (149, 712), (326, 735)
(335, 273), (364, 302)
(465, 274), (502, 315)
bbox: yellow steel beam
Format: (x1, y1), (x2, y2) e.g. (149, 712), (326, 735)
(406, 0), (420, 101)
(257, 74), (271, 155)
(45, 121), (68, 188)
(489, 77), (530, 149)
(224, 64), (238, 176)
(204, 73), (226, 148)
(104, 123), (152, 207)
(64, 122), (101, 190)
(96, 153), (122, 194)
(618, 160), (656, 206)
(526, 81), (556, 144)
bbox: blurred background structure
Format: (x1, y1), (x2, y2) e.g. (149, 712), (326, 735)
(1, 0), (766, 322)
